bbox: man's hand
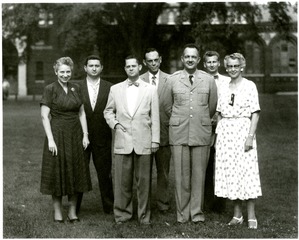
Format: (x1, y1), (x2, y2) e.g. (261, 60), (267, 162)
(151, 142), (159, 153)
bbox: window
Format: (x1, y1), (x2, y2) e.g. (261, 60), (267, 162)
(244, 40), (263, 74)
(35, 61), (44, 80)
(271, 39), (297, 73)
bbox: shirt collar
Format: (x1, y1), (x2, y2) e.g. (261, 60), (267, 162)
(87, 78), (100, 87)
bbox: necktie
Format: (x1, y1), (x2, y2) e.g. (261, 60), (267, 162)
(214, 75), (219, 80)
(91, 85), (98, 110)
(152, 76), (156, 86)
(128, 81), (139, 87)
(189, 75), (193, 85)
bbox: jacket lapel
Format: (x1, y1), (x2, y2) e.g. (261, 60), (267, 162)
(94, 80), (107, 112)
(131, 81), (146, 117)
(158, 71), (167, 97)
(81, 79), (93, 113)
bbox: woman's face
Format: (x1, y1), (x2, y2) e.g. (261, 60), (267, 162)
(55, 64), (72, 84)
(226, 58), (242, 79)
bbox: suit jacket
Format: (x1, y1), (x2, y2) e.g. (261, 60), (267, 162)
(78, 79), (113, 146)
(163, 69), (218, 146)
(104, 79), (160, 155)
(140, 70), (170, 146)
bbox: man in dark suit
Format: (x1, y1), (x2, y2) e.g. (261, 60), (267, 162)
(140, 48), (171, 213)
(77, 55), (114, 214)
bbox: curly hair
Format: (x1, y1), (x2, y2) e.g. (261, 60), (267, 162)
(224, 53), (246, 69)
(53, 57), (74, 72)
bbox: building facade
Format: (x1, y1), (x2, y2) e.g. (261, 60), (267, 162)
(2, 3), (297, 97)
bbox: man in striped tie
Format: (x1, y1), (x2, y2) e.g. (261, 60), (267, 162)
(140, 48), (171, 214)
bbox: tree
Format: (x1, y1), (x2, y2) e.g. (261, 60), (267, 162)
(177, 2), (297, 54)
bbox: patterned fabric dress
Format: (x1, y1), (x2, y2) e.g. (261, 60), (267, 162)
(40, 81), (92, 196)
(215, 78), (262, 200)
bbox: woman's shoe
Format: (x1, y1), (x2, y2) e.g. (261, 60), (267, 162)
(248, 219), (258, 229)
(228, 216), (244, 225)
(67, 216), (80, 223)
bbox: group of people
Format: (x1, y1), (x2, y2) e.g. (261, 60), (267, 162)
(40, 43), (262, 230)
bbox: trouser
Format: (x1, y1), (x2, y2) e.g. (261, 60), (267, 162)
(114, 151), (151, 224)
(204, 146), (226, 212)
(171, 145), (210, 223)
(151, 145), (171, 211)
(77, 144), (114, 214)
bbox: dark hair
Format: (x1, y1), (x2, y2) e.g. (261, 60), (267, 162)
(125, 55), (140, 65)
(84, 55), (102, 66)
(144, 48), (160, 59)
(183, 43), (200, 55)
(203, 51), (220, 62)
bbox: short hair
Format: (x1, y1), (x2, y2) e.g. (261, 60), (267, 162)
(144, 48), (160, 59)
(224, 53), (246, 68)
(84, 55), (102, 66)
(203, 51), (220, 62)
(182, 43), (200, 55)
(53, 57), (74, 72)
(125, 55), (140, 65)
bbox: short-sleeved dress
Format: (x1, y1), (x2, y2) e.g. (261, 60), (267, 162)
(215, 78), (262, 200)
(40, 81), (92, 196)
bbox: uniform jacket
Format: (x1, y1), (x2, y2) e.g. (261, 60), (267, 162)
(163, 69), (218, 146)
(104, 79), (160, 155)
(140, 70), (170, 146)
(78, 79), (113, 146)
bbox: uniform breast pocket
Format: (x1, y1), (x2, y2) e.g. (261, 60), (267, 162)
(173, 90), (186, 105)
(197, 88), (209, 105)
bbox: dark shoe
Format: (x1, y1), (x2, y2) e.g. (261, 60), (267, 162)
(67, 216), (80, 223)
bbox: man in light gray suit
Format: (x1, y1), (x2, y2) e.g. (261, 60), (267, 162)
(104, 55), (160, 225)
(140, 48), (171, 213)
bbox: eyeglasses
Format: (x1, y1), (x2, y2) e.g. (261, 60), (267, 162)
(229, 93), (235, 106)
(227, 65), (240, 69)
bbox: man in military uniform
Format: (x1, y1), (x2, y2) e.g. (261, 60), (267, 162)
(163, 43), (218, 224)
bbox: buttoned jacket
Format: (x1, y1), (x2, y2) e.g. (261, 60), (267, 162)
(140, 70), (170, 146)
(78, 79), (112, 146)
(163, 69), (218, 146)
(104, 79), (160, 155)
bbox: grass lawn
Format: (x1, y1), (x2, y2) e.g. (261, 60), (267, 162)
(2, 94), (298, 238)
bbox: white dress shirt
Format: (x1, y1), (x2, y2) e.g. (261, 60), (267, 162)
(126, 79), (140, 116)
(87, 78), (100, 110)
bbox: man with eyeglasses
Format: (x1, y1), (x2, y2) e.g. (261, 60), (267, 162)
(203, 51), (230, 214)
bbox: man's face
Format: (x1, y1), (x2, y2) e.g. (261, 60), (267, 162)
(143, 51), (161, 74)
(181, 47), (200, 71)
(204, 55), (220, 75)
(124, 58), (142, 79)
(84, 59), (103, 78)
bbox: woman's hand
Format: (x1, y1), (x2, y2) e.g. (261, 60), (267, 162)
(83, 134), (90, 150)
(244, 136), (253, 152)
(48, 139), (58, 156)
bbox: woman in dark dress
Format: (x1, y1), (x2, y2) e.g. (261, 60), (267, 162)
(40, 57), (92, 223)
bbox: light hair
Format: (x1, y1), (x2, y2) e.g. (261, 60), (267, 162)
(224, 53), (246, 68)
(53, 57), (74, 72)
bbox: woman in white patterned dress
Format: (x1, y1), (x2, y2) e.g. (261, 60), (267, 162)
(215, 53), (262, 229)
